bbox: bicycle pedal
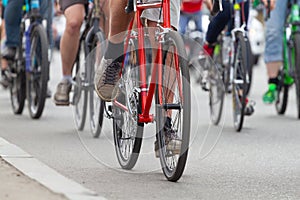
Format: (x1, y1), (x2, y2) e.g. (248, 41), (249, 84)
(244, 105), (254, 116)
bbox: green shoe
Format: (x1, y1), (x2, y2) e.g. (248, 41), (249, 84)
(262, 83), (277, 104)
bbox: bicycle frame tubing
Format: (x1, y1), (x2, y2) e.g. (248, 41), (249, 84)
(114, 0), (176, 123)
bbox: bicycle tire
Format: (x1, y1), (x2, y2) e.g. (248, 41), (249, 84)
(275, 70), (289, 115)
(9, 41), (26, 115)
(113, 38), (144, 170)
(245, 39), (253, 95)
(73, 40), (88, 130)
(26, 24), (49, 119)
(155, 30), (191, 182)
(210, 43), (225, 125)
(292, 33), (300, 119)
(88, 31), (106, 138)
(232, 32), (249, 132)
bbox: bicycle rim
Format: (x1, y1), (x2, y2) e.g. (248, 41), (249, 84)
(9, 48), (26, 115)
(73, 40), (88, 130)
(232, 32), (248, 132)
(113, 38), (144, 170)
(210, 44), (225, 125)
(155, 31), (191, 182)
(88, 31), (106, 138)
(26, 25), (49, 119)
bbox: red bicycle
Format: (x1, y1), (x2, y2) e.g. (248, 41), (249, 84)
(108, 0), (191, 181)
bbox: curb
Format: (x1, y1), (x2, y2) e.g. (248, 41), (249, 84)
(0, 137), (106, 200)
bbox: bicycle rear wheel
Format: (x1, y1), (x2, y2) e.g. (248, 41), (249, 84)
(72, 39), (88, 130)
(292, 33), (300, 119)
(88, 31), (106, 138)
(155, 31), (191, 182)
(113, 38), (144, 169)
(9, 42), (26, 114)
(26, 24), (49, 119)
(232, 32), (249, 132)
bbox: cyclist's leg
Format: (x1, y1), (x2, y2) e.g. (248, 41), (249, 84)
(94, 0), (133, 102)
(54, 1), (87, 105)
(194, 11), (203, 33)
(179, 12), (189, 35)
(204, 0), (231, 56)
(263, 0), (287, 104)
(39, 0), (53, 48)
(2, 0), (22, 60)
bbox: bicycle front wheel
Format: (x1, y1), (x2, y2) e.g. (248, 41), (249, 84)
(26, 24), (49, 119)
(232, 32), (250, 132)
(292, 33), (300, 119)
(88, 31), (106, 138)
(113, 38), (144, 169)
(155, 31), (191, 182)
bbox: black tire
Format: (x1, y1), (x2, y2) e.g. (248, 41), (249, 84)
(245, 39), (253, 95)
(26, 25), (49, 119)
(155, 31), (191, 182)
(232, 32), (249, 132)
(291, 33), (300, 119)
(113, 38), (144, 169)
(9, 42), (26, 115)
(210, 43), (225, 125)
(73, 39), (88, 130)
(275, 70), (288, 115)
(88, 31), (106, 138)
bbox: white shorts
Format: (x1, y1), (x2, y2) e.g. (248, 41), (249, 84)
(141, 0), (181, 30)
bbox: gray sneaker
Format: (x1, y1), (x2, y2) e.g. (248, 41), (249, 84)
(54, 79), (72, 106)
(154, 117), (182, 158)
(94, 58), (122, 102)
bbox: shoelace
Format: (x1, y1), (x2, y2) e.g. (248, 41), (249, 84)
(103, 62), (121, 85)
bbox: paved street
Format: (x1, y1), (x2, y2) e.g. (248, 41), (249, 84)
(0, 50), (300, 200)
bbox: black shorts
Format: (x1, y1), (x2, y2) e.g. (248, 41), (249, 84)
(59, 0), (88, 12)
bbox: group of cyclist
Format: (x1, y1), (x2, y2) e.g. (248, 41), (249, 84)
(1, 0), (295, 131)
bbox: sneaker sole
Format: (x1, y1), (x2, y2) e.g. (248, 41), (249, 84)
(94, 84), (119, 102)
(53, 99), (70, 106)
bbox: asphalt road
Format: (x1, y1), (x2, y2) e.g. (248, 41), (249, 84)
(0, 50), (300, 200)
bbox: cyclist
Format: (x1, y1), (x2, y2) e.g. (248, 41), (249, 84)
(54, 0), (110, 105)
(202, 0), (275, 115)
(179, 0), (212, 35)
(2, 0), (53, 60)
(262, 0), (298, 104)
(93, 0), (182, 156)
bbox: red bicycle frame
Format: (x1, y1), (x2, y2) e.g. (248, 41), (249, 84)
(113, 0), (177, 124)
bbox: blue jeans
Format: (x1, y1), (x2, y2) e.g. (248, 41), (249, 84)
(179, 11), (203, 34)
(4, 0), (53, 48)
(264, 0), (296, 63)
(205, 0), (249, 44)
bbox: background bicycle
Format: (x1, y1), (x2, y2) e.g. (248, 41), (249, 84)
(6, 0), (50, 119)
(275, 0), (300, 119)
(71, 0), (108, 138)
